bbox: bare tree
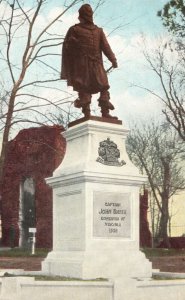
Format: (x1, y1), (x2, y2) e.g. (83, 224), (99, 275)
(126, 121), (185, 247)
(138, 38), (185, 142)
(0, 0), (87, 184)
(156, 1), (185, 141)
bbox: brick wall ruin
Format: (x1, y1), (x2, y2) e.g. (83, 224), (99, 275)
(1, 125), (66, 248)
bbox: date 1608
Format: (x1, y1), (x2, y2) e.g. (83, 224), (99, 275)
(109, 228), (118, 233)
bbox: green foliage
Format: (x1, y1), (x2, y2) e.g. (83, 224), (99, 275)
(158, 0), (185, 38)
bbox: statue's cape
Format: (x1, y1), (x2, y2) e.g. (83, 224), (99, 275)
(61, 23), (115, 94)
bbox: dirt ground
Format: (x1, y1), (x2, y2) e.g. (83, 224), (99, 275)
(0, 257), (42, 271)
(150, 256), (185, 273)
(1, 256), (185, 273)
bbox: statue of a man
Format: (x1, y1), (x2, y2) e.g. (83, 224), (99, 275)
(61, 4), (118, 119)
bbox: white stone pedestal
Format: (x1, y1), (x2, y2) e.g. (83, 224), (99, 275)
(42, 119), (152, 279)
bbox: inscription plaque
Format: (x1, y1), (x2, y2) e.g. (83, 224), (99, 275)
(93, 192), (131, 238)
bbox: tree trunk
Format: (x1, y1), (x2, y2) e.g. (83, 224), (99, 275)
(158, 199), (170, 248)
(157, 157), (171, 248)
(0, 89), (17, 187)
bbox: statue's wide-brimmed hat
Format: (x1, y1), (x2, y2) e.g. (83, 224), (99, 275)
(78, 4), (93, 23)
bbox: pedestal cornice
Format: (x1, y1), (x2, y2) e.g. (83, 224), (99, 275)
(46, 171), (147, 189)
(64, 119), (129, 141)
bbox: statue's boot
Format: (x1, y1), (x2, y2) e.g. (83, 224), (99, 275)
(74, 99), (90, 117)
(98, 90), (117, 119)
(74, 99), (82, 108)
(82, 104), (91, 118)
(75, 92), (91, 118)
(101, 107), (118, 119)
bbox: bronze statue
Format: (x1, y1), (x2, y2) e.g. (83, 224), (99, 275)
(61, 4), (118, 119)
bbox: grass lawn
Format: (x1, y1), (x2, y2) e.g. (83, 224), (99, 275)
(1, 247), (185, 258)
(2, 272), (108, 281)
(0, 248), (49, 257)
(142, 248), (185, 257)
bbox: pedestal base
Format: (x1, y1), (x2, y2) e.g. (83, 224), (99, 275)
(42, 120), (152, 279)
(42, 249), (152, 279)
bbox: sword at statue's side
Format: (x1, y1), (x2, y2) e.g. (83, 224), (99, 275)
(106, 66), (114, 74)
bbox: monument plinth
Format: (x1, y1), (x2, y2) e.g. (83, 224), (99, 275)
(42, 119), (152, 279)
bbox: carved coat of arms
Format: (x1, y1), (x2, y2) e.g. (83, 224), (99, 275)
(97, 138), (126, 166)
